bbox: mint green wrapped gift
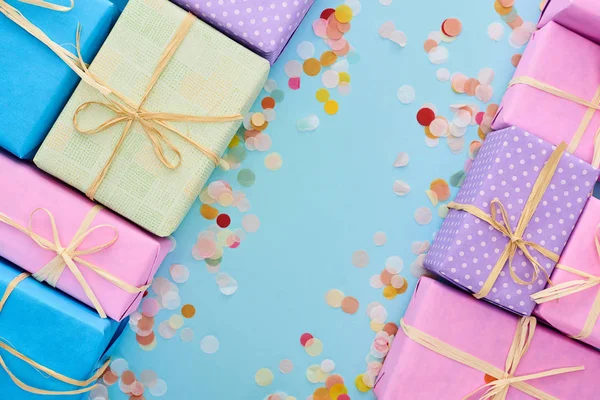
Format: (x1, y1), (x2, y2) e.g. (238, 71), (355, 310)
(34, 0), (269, 237)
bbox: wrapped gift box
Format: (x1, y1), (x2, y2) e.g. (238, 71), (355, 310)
(539, 0), (600, 45)
(34, 0), (270, 237)
(171, 0), (314, 63)
(0, 258), (125, 398)
(425, 126), (599, 316)
(373, 277), (600, 400)
(0, 0), (117, 159)
(492, 22), (600, 169)
(0, 152), (170, 321)
(533, 196), (600, 348)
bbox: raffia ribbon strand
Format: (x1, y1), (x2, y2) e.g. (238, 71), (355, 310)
(447, 143), (565, 299)
(401, 317), (584, 400)
(508, 77), (600, 168)
(70, 13), (243, 200)
(0, 206), (149, 319)
(0, 273), (109, 395)
(531, 225), (600, 340)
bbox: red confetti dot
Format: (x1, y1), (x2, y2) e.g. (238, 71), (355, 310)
(475, 111), (485, 125)
(320, 8), (335, 19)
(288, 77), (301, 90)
(338, 395), (351, 400)
(216, 214), (231, 228)
(416, 108), (436, 126)
(300, 333), (313, 347)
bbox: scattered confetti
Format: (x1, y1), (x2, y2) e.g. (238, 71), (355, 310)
(397, 85), (415, 104)
(297, 114), (320, 131)
(488, 22), (505, 41)
(436, 68), (451, 82)
(305, 338), (324, 356)
(428, 46), (449, 64)
(216, 273), (238, 296)
(341, 296), (359, 314)
(300, 333), (313, 347)
(388, 30), (407, 47)
(242, 214), (260, 233)
(320, 359), (335, 374)
(255, 368), (274, 387)
(373, 231), (387, 246)
(200, 335), (219, 354)
(393, 180), (410, 196)
(325, 289), (345, 308)
(414, 207), (433, 225)
(264, 153), (283, 171)
(279, 359), (294, 374)
(393, 152), (409, 167)
(169, 264), (189, 284)
(297, 41), (316, 59)
(351, 250), (369, 268)
(441, 18), (462, 37)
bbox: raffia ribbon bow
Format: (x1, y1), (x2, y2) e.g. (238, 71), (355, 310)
(508, 77), (600, 168)
(531, 225), (600, 340)
(0, 273), (109, 395)
(447, 142), (566, 299)
(401, 317), (584, 400)
(0, 206), (149, 319)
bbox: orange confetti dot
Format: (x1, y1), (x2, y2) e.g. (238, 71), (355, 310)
(303, 58), (322, 77)
(102, 368), (118, 386)
(478, 127), (487, 140)
(507, 16), (523, 30)
(129, 396), (146, 400)
(494, 0), (513, 15)
(423, 39), (438, 53)
(200, 204), (219, 220)
(430, 178), (450, 201)
(313, 387), (331, 400)
(442, 18), (462, 37)
(326, 374), (345, 389)
(380, 269), (393, 286)
(138, 315), (154, 331)
(320, 51), (337, 67)
(136, 332), (155, 346)
(383, 322), (399, 336)
(511, 53), (522, 68)
(121, 370), (136, 385)
(464, 78), (480, 96)
(341, 296), (359, 314)
(181, 304), (196, 318)
(261, 97), (276, 109)
(486, 104), (499, 116)
(396, 280), (409, 294)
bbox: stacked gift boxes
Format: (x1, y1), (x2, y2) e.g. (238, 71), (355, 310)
(376, 2), (600, 398)
(0, 0), (313, 396)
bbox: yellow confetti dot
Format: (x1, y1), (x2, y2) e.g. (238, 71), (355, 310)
(330, 383), (348, 398)
(396, 280), (409, 294)
(255, 368), (274, 387)
(305, 338), (324, 356)
(494, 0), (513, 15)
(355, 374), (370, 393)
(320, 51), (337, 67)
(425, 190), (439, 206)
(303, 58), (322, 76)
(200, 204), (219, 220)
(264, 152), (283, 171)
(335, 4), (353, 23)
(306, 365), (321, 383)
(218, 192), (234, 207)
(316, 88), (330, 103)
(370, 321), (384, 332)
(313, 387), (330, 400)
(383, 285), (397, 300)
(339, 72), (351, 83)
(169, 314), (184, 329)
(228, 135), (240, 148)
(325, 289), (345, 308)
(324, 100), (339, 115)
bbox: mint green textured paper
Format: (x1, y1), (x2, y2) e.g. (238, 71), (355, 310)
(34, 0), (269, 237)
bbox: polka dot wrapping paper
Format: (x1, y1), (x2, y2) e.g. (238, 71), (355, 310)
(373, 277), (600, 400)
(492, 22), (600, 171)
(425, 126), (599, 316)
(171, 0), (315, 64)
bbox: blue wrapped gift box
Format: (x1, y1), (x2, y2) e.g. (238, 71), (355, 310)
(0, 258), (126, 398)
(0, 0), (117, 159)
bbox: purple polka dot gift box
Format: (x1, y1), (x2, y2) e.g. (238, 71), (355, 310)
(171, 0), (315, 64)
(425, 126), (599, 316)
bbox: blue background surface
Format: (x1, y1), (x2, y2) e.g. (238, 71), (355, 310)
(109, 1), (546, 399)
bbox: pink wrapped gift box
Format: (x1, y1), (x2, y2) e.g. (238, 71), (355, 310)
(534, 197), (600, 348)
(374, 277), (600, 400)
(0, 152), (170, 321)
(539, 0), (600, 44)
(492, 22), (600, 170)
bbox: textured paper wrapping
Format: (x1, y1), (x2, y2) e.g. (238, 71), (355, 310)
(0, 259), (125, 399)
(492, 22), (600, 169)
(534, 197), (600, 348)
(373, 277), (600, 400)
(539, 0), (600, 44)
(0, 0), (117, 159)
(425, 126), (599, 316)
(0, 152), (170, 321)
(171, 0), (314, 63)
(34, 0), (270, 237)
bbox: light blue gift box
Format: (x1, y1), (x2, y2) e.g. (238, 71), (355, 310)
(0, 258), (126, 398)
(0, 0), (117, 159)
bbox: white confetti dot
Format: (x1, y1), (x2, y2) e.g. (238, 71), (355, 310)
(436, 68), (451, 82)
(393, 152), (409, 167)
(352, 250), (370, 268)
(378, 21), (395, 39)
(320, 359), (335, 373)
(389, 30), (407, 47)
(385, 256), (404, 274)
(110, 359), (128, 376)
(428, 46), (449, 64)
(487, 22), (504, 41)
(149, 379), (168, 397)
(415, 207), (433, 225)
(242, 214), (260, 232)
(200, 335), (220, 354)
(393, 180), (411, 196)
(296, 41), (315, 59)
(284, 60), (302, 78)
(279, 359), (294, 374)
(397, 85), (415, 104)
(322, 70), (340, 88)
(169, 264), (189, 284)
(373, 231), (387, 246)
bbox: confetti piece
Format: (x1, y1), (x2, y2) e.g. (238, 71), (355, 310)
(169, 264), (189, 284)
(305, 338), (324, 356)
(373, 231), (387, 246)
(216, 214), (231, 228)
(149, 379), (167, 397)
(341, 296), (359, 314)
(242, 214), (260, 233)
(297, 41), (315, 59)
(425, 190), (439, 206)
(216, 273), (238, 296)
(385, 256), (404, 274)
(325, 289), (345, 308)
(416, 107), (436, 126)
(430, 178), (450, 201)
(306, 365), (322, 384)
(324, 100), (339, 115)
(355, 375), (370, 392)
(335, 4), (353, 23)
(477, 68), (495, 86)
(255, 368), (274, 387)
(300, 333), (313, 347)
(237, 169), (256, 187)
(322, 70), (340, 88)
(303, 58), (321, 76)
(378, 21), (395, 39)
(424, 38), (438, 53)
(200, 204), (219, 220)
(181, 304), (195, 318)
(411, 240), (430, 255)
(200, 335), (219, 354)
(284, 60), (303, 78)
(370, 274), (384, 289)
(428, 46), (449, 64)
(279, 359), (294, 374)
(441, 18), (462, 37)
(414, 207), (433, 225)
(475, 84), (494, 103)
(351, 250), (369, 268)
(264, 153), (283, 171)
(511, 53), (522, 67)
(429, 117), (448, 137)
(397, 85), (415, 104)
(389, 30), (407, 47)
(320, 51), (337, 66)
(436, 68), (450, 82)
(393, 152), (409, 167)
(369, 305), (388, 323)
(320, 359), (335, 374)
(297, 114), (320, 132)
(288, 77), (301, 90)
(488, 22), (504, 41)
(393, 180), (410, 196)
